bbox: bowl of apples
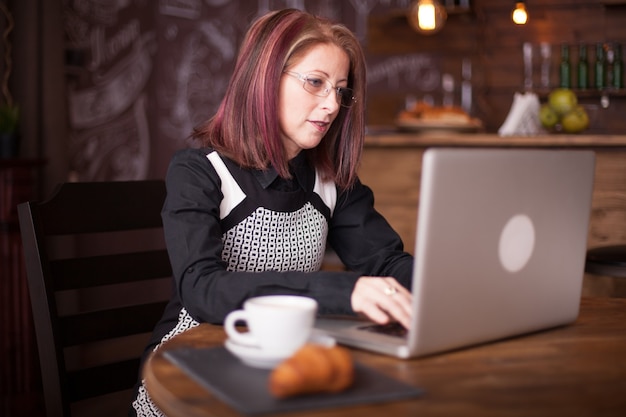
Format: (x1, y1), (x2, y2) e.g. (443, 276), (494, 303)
(539, 88), (590, 134)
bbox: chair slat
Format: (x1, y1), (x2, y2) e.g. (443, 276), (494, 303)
(60, 301), (168, 346)
(67, 358), (140, 402)
(40, 180), (167, 235)
(50, 250), (172, 290)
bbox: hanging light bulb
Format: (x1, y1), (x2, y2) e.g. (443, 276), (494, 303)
(512, 1), (528, 25)
(408, 0), (447, 35)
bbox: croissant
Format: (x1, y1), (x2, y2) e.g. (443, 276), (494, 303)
(268, 343), (354, 398)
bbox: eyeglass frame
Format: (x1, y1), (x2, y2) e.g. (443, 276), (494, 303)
(283, 71), (357, 108)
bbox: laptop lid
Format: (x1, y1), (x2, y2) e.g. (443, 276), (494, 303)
(314, 148), (595, 359)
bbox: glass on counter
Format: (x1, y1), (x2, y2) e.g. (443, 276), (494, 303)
(559, 44), (571, 88)
(577, 44), (589, 90)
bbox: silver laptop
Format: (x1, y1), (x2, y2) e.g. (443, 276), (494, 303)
(314, 148), (595, 358)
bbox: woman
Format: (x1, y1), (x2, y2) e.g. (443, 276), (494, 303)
(132, 8), (413, 416)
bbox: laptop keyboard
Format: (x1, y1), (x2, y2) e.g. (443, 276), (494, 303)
(358, 322), (408, 338)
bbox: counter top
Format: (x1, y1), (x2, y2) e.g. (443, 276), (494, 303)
(365, 129), (626, 148)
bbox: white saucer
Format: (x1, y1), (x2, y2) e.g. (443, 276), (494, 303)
(224, 339), (290, 369)
(224, 333), (337, 369)
(308, 330), (336, 348)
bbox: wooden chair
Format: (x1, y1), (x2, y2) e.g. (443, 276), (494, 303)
(17, 180), (172, 417)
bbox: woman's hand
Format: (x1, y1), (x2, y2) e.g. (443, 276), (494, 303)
(350, 276), (412, 329)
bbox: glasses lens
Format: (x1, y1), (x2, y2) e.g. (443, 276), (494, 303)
(302, 76), (328, 96)
(298, 73), (355, 107)
(338, 88), (355, 107)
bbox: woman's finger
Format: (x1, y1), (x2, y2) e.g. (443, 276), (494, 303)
(351, 277), (413, 328)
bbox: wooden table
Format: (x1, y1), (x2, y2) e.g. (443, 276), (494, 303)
(143, 297), (626, 417)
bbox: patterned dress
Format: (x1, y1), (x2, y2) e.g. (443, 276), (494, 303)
(131, 149), (337, 416)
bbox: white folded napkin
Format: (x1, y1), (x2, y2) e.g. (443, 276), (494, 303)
(498, 92), (546, 136)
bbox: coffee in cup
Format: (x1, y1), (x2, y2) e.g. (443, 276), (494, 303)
(224, 295), (318, 357)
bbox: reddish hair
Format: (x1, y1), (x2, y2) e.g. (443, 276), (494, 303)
(192, 9), (366, 190)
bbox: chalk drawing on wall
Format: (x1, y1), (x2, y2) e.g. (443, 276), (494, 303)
(205, 0), (231, 6)
(256, 0), (305, 17)
(64, 1), (156, 181)
(367, 53), (440, 92)
(69, 95), (150, 181)
(157, 18), (238, 143)
(70, 0), (132, 26)
(254, 0), (340, 20)
(348, 0), (379, 42)
(69, 31), (156, 128)
(159, 0), (202, 19)
(86, 18), (142, 72)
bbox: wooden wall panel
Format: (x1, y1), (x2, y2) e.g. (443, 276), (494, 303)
(360, 144), (626, 254)
(358, 147), (423, 254)
(588, 150), (626, 245)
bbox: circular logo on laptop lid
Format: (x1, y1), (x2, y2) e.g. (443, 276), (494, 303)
(499, 214), (536, 273)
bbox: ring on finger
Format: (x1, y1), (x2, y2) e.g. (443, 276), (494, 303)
(383, 286), (398, 296)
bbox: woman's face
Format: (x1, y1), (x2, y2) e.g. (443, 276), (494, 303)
(278, 43), (350, 160)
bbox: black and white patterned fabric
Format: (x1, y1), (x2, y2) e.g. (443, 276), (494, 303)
(132, 150), (336, 416)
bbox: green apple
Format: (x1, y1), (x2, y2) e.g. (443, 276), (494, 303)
(561, 105), (589, 133)
(539, 104), (559, 130)
(548, 88), (578, 116)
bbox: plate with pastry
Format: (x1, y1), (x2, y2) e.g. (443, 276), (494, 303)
(395, 102), (483, 133)
(163, 344), (422, 415)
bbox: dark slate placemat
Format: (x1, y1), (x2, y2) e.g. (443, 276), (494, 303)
(163, 346), (423, 415)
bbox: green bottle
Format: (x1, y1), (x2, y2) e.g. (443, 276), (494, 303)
(577, 44), (589, 89)
(559, 44), (571, 88)
(595, 43), (605, 90)
(613, 43), (623, 89)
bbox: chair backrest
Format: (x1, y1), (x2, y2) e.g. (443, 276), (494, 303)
(18, 180), (172, 417)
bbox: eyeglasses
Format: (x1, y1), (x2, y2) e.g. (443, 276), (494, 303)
(283, 71), (357, 108)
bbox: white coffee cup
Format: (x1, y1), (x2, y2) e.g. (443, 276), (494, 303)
(224, 295), (318, 356)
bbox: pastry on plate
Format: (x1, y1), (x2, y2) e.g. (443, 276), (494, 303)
(268, 344), (354, 398)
